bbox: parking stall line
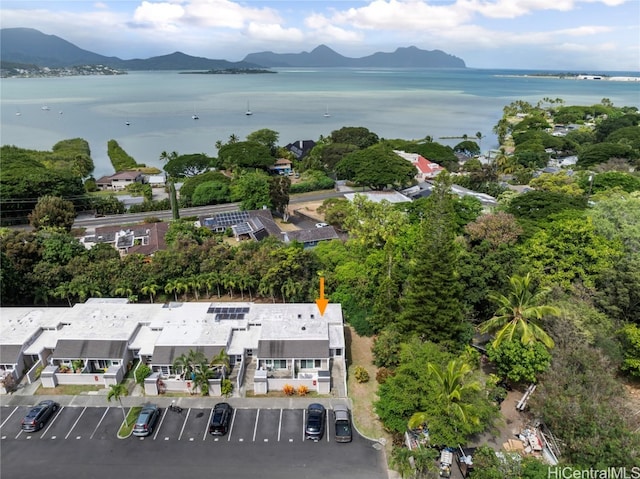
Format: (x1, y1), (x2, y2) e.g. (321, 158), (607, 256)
(203, 408), (214, 441)
(65, 407), (87, 440)
(90, 408), (110, 440)
(0, 406), (20, 430)
(40, 406), (63, 439)
(252, 409), (260, 442)
(227, 408), (237, 442)
(277, 409), (283, 442)
(177, 408), (190, 441)
(326, 410), (330, 443)
(153, 409), (167, 441)
(302, 409), (306, 442)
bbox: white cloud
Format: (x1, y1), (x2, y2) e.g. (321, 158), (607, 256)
(133, 1), (185, 31)
(246, 22), (304, 42)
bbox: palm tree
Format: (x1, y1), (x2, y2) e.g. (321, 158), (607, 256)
(192, 362), (215, 395)
(164, 279), (179, 302)
(475, 131), (484, 151)
(140, 281), (159, 303)
(408, 359), (481, 430)
(114, 285), (133, 298)
(53, 283), (73, 307)
(210, 349), (231, 380)
(107, 383), (128, 423)
(173, 349), (207, 382)
(479, 273), (560, 349)
(188, 276), (202, 301)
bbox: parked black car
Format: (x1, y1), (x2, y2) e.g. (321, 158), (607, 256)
(333, 404), (352, 443)
(21, 400), (59, 432)
(305, 403), (326, 441)
(132, 404), (161, 437)
(209, 402), (233, 436)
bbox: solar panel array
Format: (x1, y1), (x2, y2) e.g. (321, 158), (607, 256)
(207, 306), (250, 320)
(233, 222), (253, 235)
(213, 211), (250, 227)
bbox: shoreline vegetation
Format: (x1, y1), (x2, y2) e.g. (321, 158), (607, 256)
(499, 72), (640, 81)
(180, 68), (276, 75)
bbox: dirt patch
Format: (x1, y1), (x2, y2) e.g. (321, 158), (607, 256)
(292, 201), (326, 222)
(346, 326), (394, 452)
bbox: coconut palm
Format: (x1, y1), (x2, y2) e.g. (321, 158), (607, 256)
(479, 273), (560, 349)
(173, 349), (207, 381)
(107, 383), (128, 422)
(164, 279), (180, 302)
(140, 281), (159, 303)
(408, 359), (481, 429)
(210, 349), (231, 380)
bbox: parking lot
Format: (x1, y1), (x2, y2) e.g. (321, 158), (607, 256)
(1, 404), (354, 444)
(1, 403), (387, 479)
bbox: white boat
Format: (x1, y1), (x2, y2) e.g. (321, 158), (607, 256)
(192, 105), (199, 120)
(324, 106), (331, 118)
(41, 105), (50, 111)
(245, 102), (252, 116)
(125, 120), (131, 126)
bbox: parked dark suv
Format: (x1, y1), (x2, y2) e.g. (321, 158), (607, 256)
(21, 400), (59, 432)
(209, 402), (233, 436)
(305, 403), (326, 441)
(132, 404), (161, 437)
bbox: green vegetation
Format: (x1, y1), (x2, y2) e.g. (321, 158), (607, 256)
(107, 139), (139, 171)
(2, 98), (640, 471)
(117, 406), (141, 438)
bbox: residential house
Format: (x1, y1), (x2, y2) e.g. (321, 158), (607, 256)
(95, 171), (143, 191)
(285, 140), (316, 160)
(402, 181), (498, 208)
(394, 150), (444, 181)
(344, 190), (413, 204)
(200, 210), (281, 241)
(146, 173), (167, 188)
(269, 158), (293, 176)
(282, 226), (340, 248)
(80, 222), (169, 256)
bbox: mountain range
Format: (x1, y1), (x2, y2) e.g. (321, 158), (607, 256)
(0, 28), (466, 70)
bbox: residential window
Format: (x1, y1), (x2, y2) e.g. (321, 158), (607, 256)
(335, 349), (342, 356)
(299, 359), (319, 369)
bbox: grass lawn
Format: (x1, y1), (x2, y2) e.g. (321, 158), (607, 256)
(118, 406), (141, 438)
(35, 384), (103, 395)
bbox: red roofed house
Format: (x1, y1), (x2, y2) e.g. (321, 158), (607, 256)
(394, 150), (444, 181)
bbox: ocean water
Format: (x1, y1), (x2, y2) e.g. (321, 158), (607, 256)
(1, 68), (639, 177)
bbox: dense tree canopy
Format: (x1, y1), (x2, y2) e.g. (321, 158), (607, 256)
(336, 143), (416, 190)
(218, 141), (274, 171)
(163, 153), (212, 178)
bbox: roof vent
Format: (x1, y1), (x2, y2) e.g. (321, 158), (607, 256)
(301, 326), (306, 331)
(297, 314), (302, 319)
(310, 314), (315, 319)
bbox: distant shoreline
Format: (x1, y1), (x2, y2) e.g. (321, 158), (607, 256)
(179, 68), (277, 75)
(498, 73), (640, 82)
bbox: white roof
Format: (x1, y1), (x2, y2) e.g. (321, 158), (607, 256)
(344, 191), (412, 204)
(1, 301), (344, 357)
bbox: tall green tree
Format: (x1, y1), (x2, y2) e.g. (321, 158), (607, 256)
(28, 195), (76, 231)
(479, 273), (560, 349)
(398, 174), (470, 346)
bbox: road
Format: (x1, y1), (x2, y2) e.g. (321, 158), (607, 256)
(73, 190), (346, 229)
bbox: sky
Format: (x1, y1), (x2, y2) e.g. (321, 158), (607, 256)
(1, 0), (639, 71)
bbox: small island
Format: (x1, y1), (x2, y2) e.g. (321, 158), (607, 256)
(180, 68), (276, 75)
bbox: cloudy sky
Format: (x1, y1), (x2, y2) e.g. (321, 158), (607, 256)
(2, 0), (639, 71)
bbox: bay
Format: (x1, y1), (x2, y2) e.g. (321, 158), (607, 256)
(1, 68), (639, 178)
